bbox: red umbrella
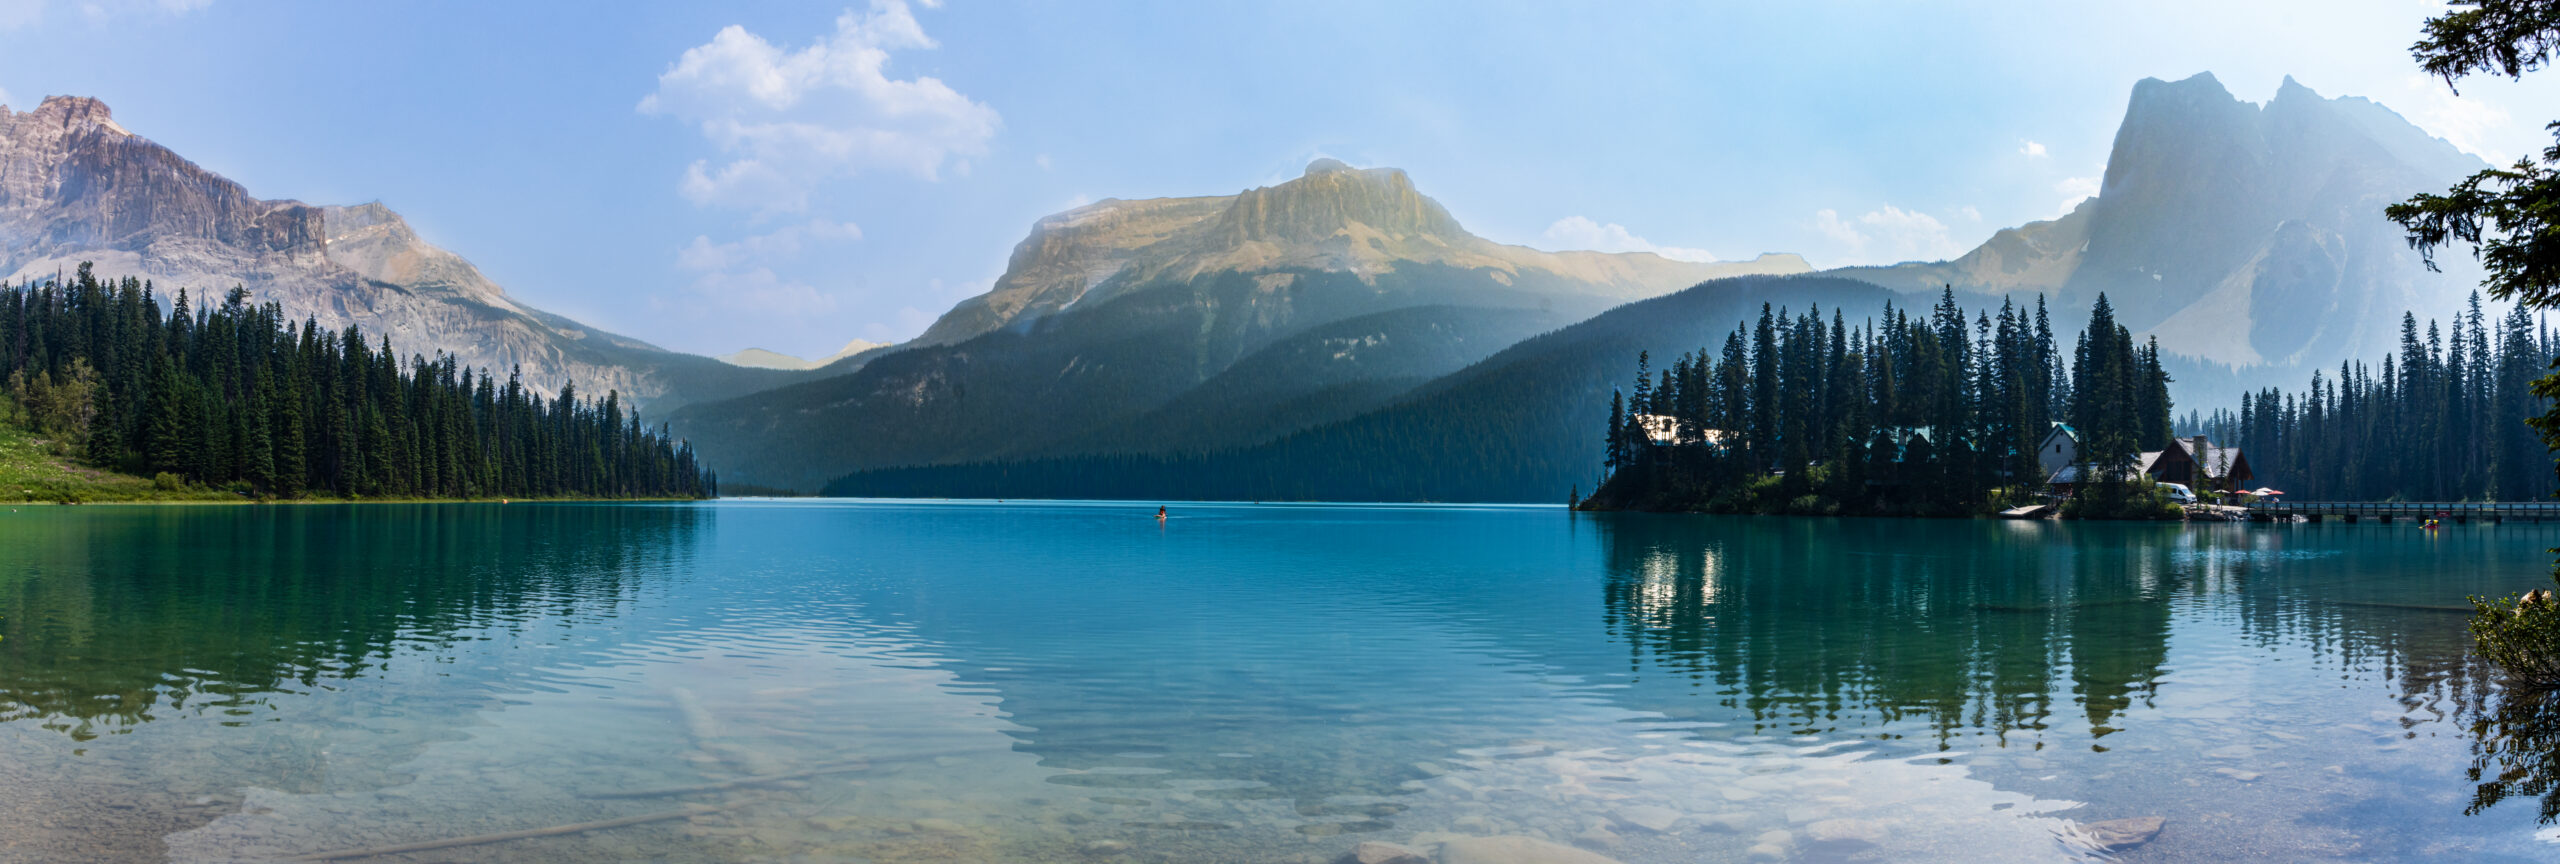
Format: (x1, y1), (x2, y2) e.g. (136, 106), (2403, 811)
(2250, 487), (2285, 496)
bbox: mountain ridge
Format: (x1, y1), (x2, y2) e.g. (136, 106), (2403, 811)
(0, 95), (790, 411)
(1829, 72), (2488, 375)
(669, 159), (1809, 489)
(913, 158), (1809, 348)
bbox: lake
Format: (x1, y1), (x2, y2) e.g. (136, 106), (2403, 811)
(2, 501), (2557, 863)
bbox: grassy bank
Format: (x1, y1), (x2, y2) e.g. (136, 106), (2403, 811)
(0, 424), (703, 505)
(0, 424), (230, 503)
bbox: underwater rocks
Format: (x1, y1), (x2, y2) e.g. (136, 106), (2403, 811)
(1437, 834), (1628, 864)
(1339, 839), (1432, 864)
(2078, 816), (2165, 851)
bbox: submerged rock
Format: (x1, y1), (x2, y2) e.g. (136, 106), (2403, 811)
(1437, 835), (1627, 864)
(1340, 840), (1431, 864)
(1608, 804), (1682, 833)
(2078, 816), (2165, 851)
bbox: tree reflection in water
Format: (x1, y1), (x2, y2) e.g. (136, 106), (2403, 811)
(0, 503), (703, 737)
(2469, 686), (2560, 825)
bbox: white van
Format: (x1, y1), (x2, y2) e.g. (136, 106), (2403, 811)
(2158, 482), (2197, 505)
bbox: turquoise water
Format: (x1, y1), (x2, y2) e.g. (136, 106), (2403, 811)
(2, 501), (2557, 862)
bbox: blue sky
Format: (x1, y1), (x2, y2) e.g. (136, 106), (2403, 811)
(0, 0), (2548, 359)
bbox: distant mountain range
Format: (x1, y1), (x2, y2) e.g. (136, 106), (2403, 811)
(1835, 73), (2486, 372)
(716, 340), (889, 371)
(0, 96), (792, 411)
(8, 71), (2498, 502)
(740, 73), (2500, 498)
(664, 159), (1810, 489)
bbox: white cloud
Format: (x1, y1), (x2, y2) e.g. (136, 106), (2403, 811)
(1954, 205), (1982, 222)
(1538, 216), (1717, 263)
(1034, 153), (1052, 171)
(2019, 139), (2048, 158)
(2397, 74), (2514, 162)
(2054, 174), (2101, 216)
(677, 218), (862, 272)
(662, 266), (838, 322)
(1811, 205), (1964, 266)
(672, 218), (863, 332)
(640, 0), (1000, 212)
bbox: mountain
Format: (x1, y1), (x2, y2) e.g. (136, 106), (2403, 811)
(716, 339), (888, 371)
(819, 71), (2492, 503)
(915, 158), (1808, 347)
(824, 274), (1900, 502)
(669, 159), (1811, 489)
(1834, 73), (2488, 376)
(0, 95), (791, 411)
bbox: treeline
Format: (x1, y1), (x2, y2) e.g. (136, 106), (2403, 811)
(1588, 290), (2173, 516)
(2182, 293), (2554, 502)
(0, 264), (714, 499)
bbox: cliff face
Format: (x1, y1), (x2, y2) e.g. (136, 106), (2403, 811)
(1208, 159), (1464, 247)
(1830, 73), (2487, 372)
(0, 96), (769, 410)
(912, 158), (1810, 347)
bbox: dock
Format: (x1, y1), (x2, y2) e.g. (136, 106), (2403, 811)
(2243, 500), (2560, 523)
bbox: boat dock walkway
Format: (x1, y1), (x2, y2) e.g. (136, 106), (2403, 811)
(2244, 500), (2560, 523)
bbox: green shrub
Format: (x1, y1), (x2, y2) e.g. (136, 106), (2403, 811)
(2474, 587), (2560, 688)
(151, 471), (182, 492)
(2062, 476), (2184, 520)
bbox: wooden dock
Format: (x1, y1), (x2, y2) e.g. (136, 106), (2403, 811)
(2244, 500), (2560, 523)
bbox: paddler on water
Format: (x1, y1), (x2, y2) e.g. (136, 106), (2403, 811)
(1157, 505), (1167, 522)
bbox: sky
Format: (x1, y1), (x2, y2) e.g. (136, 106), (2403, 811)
(0, 0), (2549, 360)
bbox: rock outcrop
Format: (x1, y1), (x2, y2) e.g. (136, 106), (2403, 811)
(913, 158), (1810, 347)
(0, 95), (779, 410)
(1831, 72), (2489, 372)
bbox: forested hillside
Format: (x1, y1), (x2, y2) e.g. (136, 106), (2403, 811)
(824, 275), (1901, 502)
(2184, 293), (2558, 501)
(0, 265), (714, 499)
(674, 264), (1619, 489)
(670, 159), (1810, 490)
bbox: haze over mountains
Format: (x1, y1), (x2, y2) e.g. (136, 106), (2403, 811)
(666, 158), (1811, 489)
(716, 340), (889, 371)
(711, 73), (2497, 497)
(914, 159), (1808, 347)
(0, 96), (788, 411)
(1836, 73), (2486, 372)
(0, 71), (2499, 501)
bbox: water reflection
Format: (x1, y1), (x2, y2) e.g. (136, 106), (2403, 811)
(0, 503), (703, 737)
(1592, 517), (2523, 747)
(9, 501), (2560, 861)
(1596, 516), (2182, 743)
(2469, 687), (2560, 825)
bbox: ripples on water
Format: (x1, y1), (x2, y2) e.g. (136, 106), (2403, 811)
(0, 501), (2555, 862)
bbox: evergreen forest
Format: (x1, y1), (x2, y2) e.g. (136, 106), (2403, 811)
(2181, 293), (2557, 502)
(1581, 290), (2174, 516)
(0, 265), (714, 500)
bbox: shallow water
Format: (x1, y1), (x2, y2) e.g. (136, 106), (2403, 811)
(1, 501), (2556, 862)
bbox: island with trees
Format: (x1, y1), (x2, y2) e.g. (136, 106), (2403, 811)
(1574, 290), (2180, 518)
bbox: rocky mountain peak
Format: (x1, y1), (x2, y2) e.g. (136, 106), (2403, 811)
(0, 94), (776, 409)
(1302, 157), (1357, 176)
(1211, 160), (1465, 247)
(8, 95), (132, 138)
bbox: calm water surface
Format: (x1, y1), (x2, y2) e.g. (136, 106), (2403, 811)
(2, 501), (2557, 862)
